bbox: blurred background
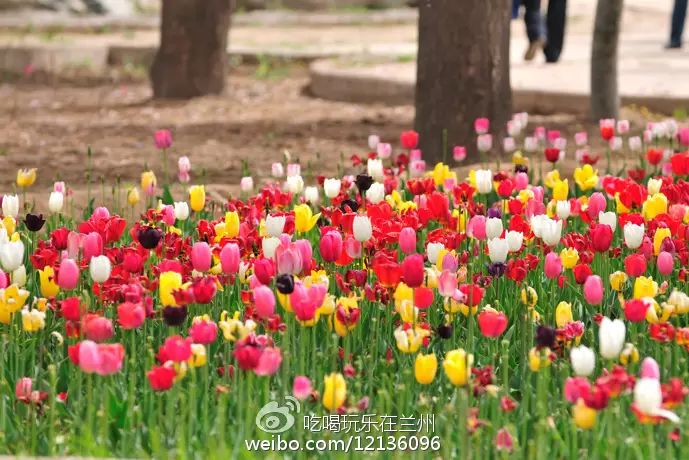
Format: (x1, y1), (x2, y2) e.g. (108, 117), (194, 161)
(0, 0), (684, 205)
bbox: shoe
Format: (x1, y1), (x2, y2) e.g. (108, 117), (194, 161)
(665, 41), (682, 49)
(524, 38), (545, 61)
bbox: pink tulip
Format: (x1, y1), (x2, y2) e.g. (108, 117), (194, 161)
(53, 181), (66, 193)
(679, 127), (689, 147)
(544, 252), (562, 279)
(514, 172), (529, 191)
(161, 205), (175, 226)
(293, 239), (312, 271)
(57, 258), (80, 290)
(67, 231), (82, 259)
(275, 241), (302, 275)
(402, 254), (425, 288)
(191, 242), (212, 272)
(657, 251), (674, 276)
(474, 117), (490, 135)
(84, 316), (114, 342)
(441, 252), (458, 272)
(319, 230), (343, 263)
(189, 319), (218, 345)
(0, 269), (7, 289)
(15, 377), (33, 400)
(467, 215), (487, 240)
(82, 232), (103, 262)
(344, 235), (362, 259)
(154, 129), (172, 149)
(640, 357), (660, 379)
(220, 243), (240, 274)
(587, 193), (607, 219)
(640, 237), (654, 260)
(291, 282), (326, 322)
(255, 347), (282, 376)
(96, 344), (125, 375)
(564, 377), (591, 403)
(92, 207), (110, 220)
(410, 149), (422, 161)
(583, 275), (604, 305)
(531, 186), (544, 203)
(453, 146), (467, 162)
(254, 285), (276, 319)
(78, 340), (102, 374)
(293, 376), (313, 400)
(399, 227), (417, 255)
(438, 270), (457, 297)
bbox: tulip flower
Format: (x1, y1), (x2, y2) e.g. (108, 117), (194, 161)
(544, 252), (562, 279)
(159, 271), (183, 307)
(415, 353), (438, 384)
(240, 176), (254, 193)
(323, 178), (341, 198)
(398, 227), (416, 255)
(467, 215), (487, 240)
(188, 185), (205, 212)
(57, 258), (79, 290)
(255, 347), (282, 376)
(477, 307), (508, 338)
(401, 254), (425, 288)
(88, 255), (111, 284)
(633, 276), (658, 299)
(443, 349), (473, 386)
(633, 378), (680, 423)
(572, 399), (597, 429)
(487, 238), (509, 264)
(147, 365), (177, 391)
(254, 285), (275, 319)
(16, 168), (36, 188)
(117, 302), (145, 330)
(84, 315), (114, 342)
(352, 215), (372, 242)
(320, 230), (343, 263)
(191, 242), (212, 272)
(294, 204), (320, 233)
(506, 231), (523, 252)
(640, 357), (660, 380)
(570, 346), (595, 376)
(599, 317), (625, 360)
(38, 266), (59, 298)
(293, 376), (313, 400)
(286, 175), (304, 194)
(367, 183), (385, 204)
(323, 372), (347, 411)
(174, 202), (189, 221)
(583, 275), (603, 305)
(2, 195), (19, 218)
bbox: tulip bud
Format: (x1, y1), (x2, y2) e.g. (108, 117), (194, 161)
(367, 183), (385, 205)
(2, 195), (19, 218)
(57, 258), (79, 290)
(323, 178), (341, 199)
(265, 215), (286, 238)
(89, 255), (111, 283)
(219, 243), (240, 275)
(191, 242), (212, 272)
(399, 227), (416, 255)
(0, 241), (24, 272)
(487, 238), (508, 264)
(48, 192), (64, 213)
(253, 285), (275, 319)
(174, 202), (190, 221)
(570, 346), (595, 376)
(583, 275), (604, 305)
(599, 317), (625, 360)
(353, 215), (372, 242)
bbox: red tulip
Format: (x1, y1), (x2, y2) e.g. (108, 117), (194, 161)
(646, 148), (663, 166)
(590, 224), (613, 253)
(60, 296), (84, 322)
(253, 258), (275, 285)
(159, 336), (192, 363)
(400, 130), (419, 149)
(573, 263), (592, 285)
(544, 147), (560, 163)
(319, 230), (343, 263)
(190, 276), (218, 304)
(189, 318), (218, 345)
(372, 259), (402, 288)
(401, 254), (425, 288)
(83, 315), (114, 342)
(147, 365), (177, 391)
(477, 309), (508, 337)
(233, 334), (264, 370)
(459, 283), (484, 306)
(413, 287), (435, 309)
(624, 253), (647, 277)
(117, 302), (145, 329)
(624, 299), (649, 322)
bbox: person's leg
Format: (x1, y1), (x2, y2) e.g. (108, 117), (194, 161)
(523, 0), (542, 43)
(544, 0), (567, 63)
(669, 0), (689, 48)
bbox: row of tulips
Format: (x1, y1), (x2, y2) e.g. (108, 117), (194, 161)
(3, 117), (689, 458)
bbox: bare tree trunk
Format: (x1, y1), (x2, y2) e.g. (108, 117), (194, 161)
(590, 0), (623, 120)
(150, 0), (233, 99)
(414, 0), (512, 164)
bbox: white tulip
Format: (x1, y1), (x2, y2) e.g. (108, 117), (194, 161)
(487, 238), (509, 263)
(12, 265), (26, 287)
(368, 134), (380, 150)
(598, 211), (617, 232)
(304, 186), (319, 205)
(324, 178), (341, 199)
(503, 137), (516, 153)
(539, 217), (563, 247)
(624, 223), (645, 249)
(265, 215), (286, 238)
(353, 215), (372, 242)
(474, 169), (493, 194)
(485, 217), (503, 240)
(0, 240), (24, 272)
(285, 175), (304, 194)
(628, 136), (642, 152)
(506, 230), (524, 252)
(599, 317), (626, 360)
(556, 201), (571, 220)
(271, 162), (284, 178)
(426, 242), (445, 266)
(530, 214), (546, 238)
(570, 346), (595, 377)
(174, 202), (190, 221)
(367, 159), (384, 181)
(262, 237), (280, 259)
(48, 192), (64, 213)
(89, 255), (111, 283)
(367, 182), (385, 204)
(524, 136), (538, 152)
(240, 176), (254, 193)
(647, 178), (662, 196)
(634, 378), (680, 423)
(2, 195), (18, 218)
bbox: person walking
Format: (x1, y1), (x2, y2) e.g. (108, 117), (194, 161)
(668, 0), (688, 49)
(544, 0), (567, 62)
(522, 0), (545, 60)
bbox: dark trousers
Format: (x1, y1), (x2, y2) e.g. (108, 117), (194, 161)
(544, 0), (567, 62)
(512, 0), (520, 19)
(671, 0), (688, 45)
(522, 0), (543, 43)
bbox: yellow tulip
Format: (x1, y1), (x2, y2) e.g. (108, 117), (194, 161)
(544, 170), (561, 189)
(572, 399), (597, 429)
(21, 308), (46, 333)
(642, 193), (668, 221)
(393, 326), (430, 353)
(633, 276), (658, 300)
(512, 151), (529, 166)
(294, 204), (320, 233)
(218, 311), (256, 342)
(573, 165), (599, 191)
(443, 349), (473, 386)
(323, 373), (346, 411)
(2, 217), (16, 236)
(224, 211), (240, 239)
(560, 248), (579, 269)
(619, 343), (639, 365)
(39, 266), (60, 298)
(521, 286), (538, 308)
(552, 179), (569, 201)
(609, 271), (628, 292)
(528, 347), (551, 372)
(653, 227), (671, 256)
(159, 271), (183, 307)
(0, 284), (30, 324)
(555, 301), (573, 328)
(415, 353), (438, 385)
(16, 168), (37, 188)
(189, 185), (206, 212)
(127, 187), (140, 206)
(188, 344), (207, 368)
(141, 171), (157, 195)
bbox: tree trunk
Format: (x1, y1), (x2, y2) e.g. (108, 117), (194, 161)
(414, 0), (512, 164)
(150, 0), (233, 99)
(590, 0), (623, 121)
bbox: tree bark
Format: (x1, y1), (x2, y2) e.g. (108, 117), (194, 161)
(590, 0), (623, 121)
(150, 0), (233, 99)
(414, 0), (512, 164)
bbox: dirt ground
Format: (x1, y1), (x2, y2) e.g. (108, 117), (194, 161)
(0, 65), (648, 212)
